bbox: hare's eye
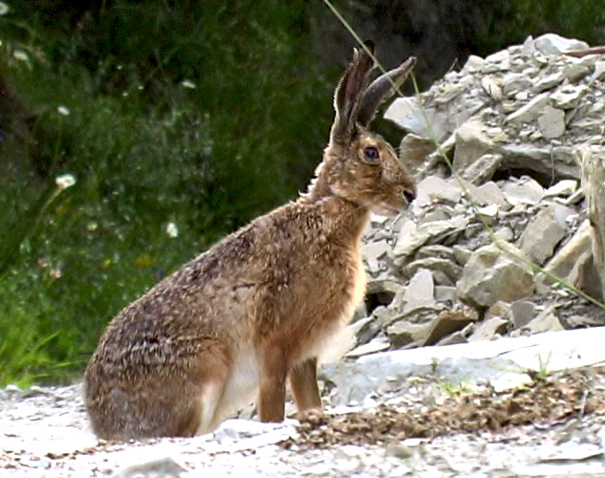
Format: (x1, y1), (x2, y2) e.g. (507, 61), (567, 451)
(363, 146), (380, 163)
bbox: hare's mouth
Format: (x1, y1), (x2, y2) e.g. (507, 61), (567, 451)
(369, 192), (414, 216)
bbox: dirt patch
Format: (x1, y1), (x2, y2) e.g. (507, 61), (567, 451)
(282, 367), (605, 449)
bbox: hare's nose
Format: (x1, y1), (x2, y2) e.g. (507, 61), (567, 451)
(403, 189), (416, 204)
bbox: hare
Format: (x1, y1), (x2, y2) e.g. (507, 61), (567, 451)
(84, 43), (417, 440)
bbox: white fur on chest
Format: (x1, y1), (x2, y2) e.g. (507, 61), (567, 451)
(200, 348), (260, 433)
(222, 350), (260, 410)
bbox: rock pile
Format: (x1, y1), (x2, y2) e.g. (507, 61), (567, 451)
(351, 33), (605, 357)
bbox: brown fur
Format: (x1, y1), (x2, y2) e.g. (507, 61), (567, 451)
(84, 45), (417, 440)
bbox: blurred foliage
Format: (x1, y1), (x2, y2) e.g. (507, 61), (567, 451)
(476, 0), (605, 53)
(0, 0), (604, 386)
(0, 0), (331, 385)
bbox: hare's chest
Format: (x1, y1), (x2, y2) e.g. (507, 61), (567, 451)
(297, 245), (366, 363)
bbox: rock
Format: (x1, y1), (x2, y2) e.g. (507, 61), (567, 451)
(453, 116), (493, 171)
(414, 176), (462, 207)
(401, 268), (435, 311)
(501, 176), (545, 205)
(533, 33), (589, 54)
(434, 285), (457, 303)
(385, 304), (443, 328)
(459, 153), (503, 185)
(521, 307), (565, 334)
(507, 300), (537, 329)
(563, 62), (592, 82)
(402, 258), (462, 285)
(393, 218), (417, 251)
(520, 35), (537, 57)
(506, 92), (550, 124)
(386, 309), (475, 349)
(385, 321), (425, 349)
(534, 71), (566, 92)
(421, 310), (477, 346)
(369, 212), (390, 226)
(325, 326), (605, 407)
(485, 300), (511, 320)
(456, 241), (535, 309)
(417, 206), (454, 224)
(538, 219), (595, 292)
(592, 61), (605, 81)
(564, 312), (605, 329)
(539, 439), (604, 463)
(435, 331), (468, 346)
(537, 105), (566, 139)
(517, 205), (568, 265)
(465, 180), (509, 208)
(461, 54), (485, 73)
(389, 213), (411, 234)
(358, 33), (605, 394)
(346, 336), (391, 358)
(576, 144), (605, 301)
(502, 73), (532, 96)
(398, 133), (436, 171)
(434, 80), (468, 104)
(384, 97), (445, 140)
(215, 419), (289, 441)
(494, 226), (515, 243)
(210, 419), (298, 452)
(453, 245), (472, 265)
(476, 204), (499, 226)
(550, 85), (588, 109)
(481, 76), (502, 101)
(485, 49), (510, 70)
(113, 457), (187, 478)
(362, 239), (391, 275)
(544, 179), (578, 198)
(415, 244), (456, 261)
(348, 314), (381, 346)
(497, 143), (580, 181)
(468, 317), (510, 341)
(394, 216), (469, 261)
(366, 275), (403, 296)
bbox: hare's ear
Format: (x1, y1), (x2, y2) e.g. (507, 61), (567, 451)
(331, 41), (375, 144)
(357, 56), (416, 127)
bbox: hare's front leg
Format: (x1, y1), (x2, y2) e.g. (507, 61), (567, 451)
(258, 346), (289, 422)
(289, 357), (322, 412)
(258, 353), (322, 422)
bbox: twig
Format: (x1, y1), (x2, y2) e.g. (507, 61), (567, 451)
(565, 46), (605, 58)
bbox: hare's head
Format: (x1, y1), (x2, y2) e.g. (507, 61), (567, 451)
(321, 43), (417, 216)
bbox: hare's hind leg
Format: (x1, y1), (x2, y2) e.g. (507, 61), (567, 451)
(289, 357), (322, 412)
(175, 380), (225, 436)
(136, 358), (229, 438)
(183, 344), (232, 435)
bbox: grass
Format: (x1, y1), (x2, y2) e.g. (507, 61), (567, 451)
(0, 0), (332, 386)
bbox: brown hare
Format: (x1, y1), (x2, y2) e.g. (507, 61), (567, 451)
(84, 43), (417, 440)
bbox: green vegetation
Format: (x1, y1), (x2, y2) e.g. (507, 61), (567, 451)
(476, 0), (605, 53)
(0, 0), (331, 385)
(0, 0), (604, 386)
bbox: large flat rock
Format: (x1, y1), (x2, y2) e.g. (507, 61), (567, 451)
(323, 326), (605, 405)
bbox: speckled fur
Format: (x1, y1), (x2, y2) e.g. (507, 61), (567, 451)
(84, 45), (417, 440)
